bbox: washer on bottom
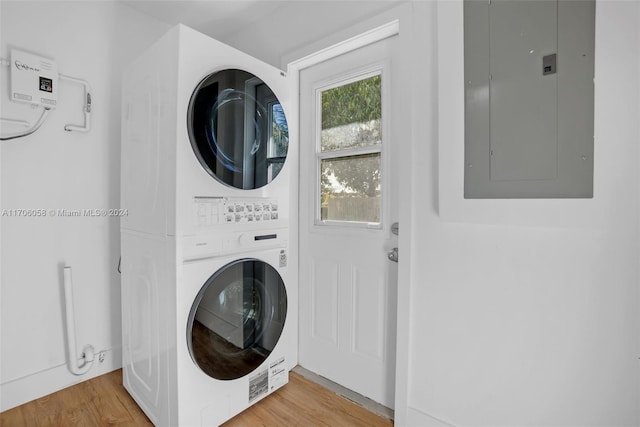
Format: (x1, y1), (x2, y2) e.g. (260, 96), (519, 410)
(121, 230), (296, 427)
(178, 245), (293, 426)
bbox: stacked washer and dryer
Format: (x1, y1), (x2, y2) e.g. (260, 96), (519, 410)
(120, 25), (297, 426)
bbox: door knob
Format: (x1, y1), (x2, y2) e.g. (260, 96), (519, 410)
(388, 247), (398, 263)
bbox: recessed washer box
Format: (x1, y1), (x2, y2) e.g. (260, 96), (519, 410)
(10, 49), (58, 109)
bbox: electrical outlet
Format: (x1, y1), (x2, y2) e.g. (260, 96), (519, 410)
(98, 351), (106, 363)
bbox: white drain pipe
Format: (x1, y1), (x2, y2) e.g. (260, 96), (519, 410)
(63, 266), (95, 375)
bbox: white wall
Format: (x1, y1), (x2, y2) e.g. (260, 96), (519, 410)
(0, 1), (169, 411)
(408, 1), (639, 425)
(222, 0), (404, 69)
(221, 1), (640, 425)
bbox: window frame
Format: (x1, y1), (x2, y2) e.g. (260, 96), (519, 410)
(312, 65), (389, 230)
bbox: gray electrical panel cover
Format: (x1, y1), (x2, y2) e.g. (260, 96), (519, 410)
(464, 0), (595, 198)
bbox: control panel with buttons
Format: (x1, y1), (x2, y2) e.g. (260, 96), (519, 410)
(194, 197), (280, 227)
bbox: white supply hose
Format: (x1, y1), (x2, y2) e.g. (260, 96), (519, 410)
(0, 107), (51, 141)
(63, 266), (95, 375)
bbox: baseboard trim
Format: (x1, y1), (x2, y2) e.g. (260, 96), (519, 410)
(405, 405), (457, 427)
(0, 346), (122, 412)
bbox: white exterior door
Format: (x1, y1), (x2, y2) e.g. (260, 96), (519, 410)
(298, 35), (400, 408)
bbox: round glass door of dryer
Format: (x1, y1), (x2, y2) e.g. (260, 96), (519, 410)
(188, 69), (289, 190)
(187, 259), (288, 380)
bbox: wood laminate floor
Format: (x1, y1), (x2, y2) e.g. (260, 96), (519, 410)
(0, 369), (393, 426)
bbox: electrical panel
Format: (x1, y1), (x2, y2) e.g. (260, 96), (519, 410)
(10, 49), (58, 109)
(463, 0), (595, 198)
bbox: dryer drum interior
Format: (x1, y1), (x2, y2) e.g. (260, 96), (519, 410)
(188, 69), (289, 190)
(187, 259), (288, 380)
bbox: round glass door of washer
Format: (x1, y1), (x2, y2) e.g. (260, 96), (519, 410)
(188, 69), (289, 190)
(187, 259), (288, 380)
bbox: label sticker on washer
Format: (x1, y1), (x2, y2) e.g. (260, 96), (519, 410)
(269, 357), (287, 391)
(279, 250), (287, 268)
(249, 368), (269, 402)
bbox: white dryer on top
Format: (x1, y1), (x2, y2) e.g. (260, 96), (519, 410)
(121, 24), (293, 237)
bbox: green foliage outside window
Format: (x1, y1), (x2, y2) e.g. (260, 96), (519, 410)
(321, 75), (382, 130)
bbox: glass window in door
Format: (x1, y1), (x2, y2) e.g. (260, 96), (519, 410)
(316, 73), (383, 225)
